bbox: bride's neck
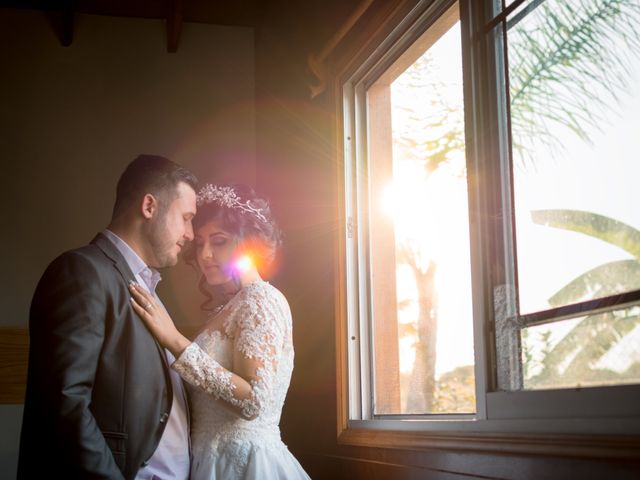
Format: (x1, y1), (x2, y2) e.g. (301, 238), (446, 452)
(214, 268), (262, 301)
(214, 269), (262, 299)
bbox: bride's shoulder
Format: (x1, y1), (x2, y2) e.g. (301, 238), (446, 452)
(236, 280), (287, 306)
(226, 281), (290, 326)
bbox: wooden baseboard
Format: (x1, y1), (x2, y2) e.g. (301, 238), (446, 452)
(0, 328), (29, 404)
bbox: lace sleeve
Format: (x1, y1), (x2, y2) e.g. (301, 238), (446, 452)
(172, 293), (286, 420)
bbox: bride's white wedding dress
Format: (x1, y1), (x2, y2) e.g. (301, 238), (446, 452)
(172, 281), (311, 479)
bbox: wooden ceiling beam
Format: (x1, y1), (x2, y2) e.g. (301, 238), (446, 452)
(46, 0), (74, 47)
(167, 0), (183, 53)
(60, 0), (74, 47)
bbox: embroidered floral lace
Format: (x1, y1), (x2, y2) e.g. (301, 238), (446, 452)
(171, 281), (303, 478)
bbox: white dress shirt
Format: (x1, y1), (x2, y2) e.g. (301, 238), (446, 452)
(102, 230), (190, 480)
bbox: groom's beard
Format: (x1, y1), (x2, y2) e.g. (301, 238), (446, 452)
(145, 210), (178, 268)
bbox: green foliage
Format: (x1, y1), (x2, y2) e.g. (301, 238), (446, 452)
(525, 311), (640, 388)
(531, 209), (640, 258)
(525, 208), (640, 388)
(531, 209), (640, 305)
(509, 0), (640, 163)
(432, 365), (475, 413)
(392, 52), (465, 174)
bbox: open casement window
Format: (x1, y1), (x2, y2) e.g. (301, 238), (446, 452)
(344, 1), (475, 419)
(340, 0), (640, 446)
(490, 0), (640, 393)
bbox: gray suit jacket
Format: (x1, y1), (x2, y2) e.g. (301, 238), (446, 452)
(18, 233), (174, 479)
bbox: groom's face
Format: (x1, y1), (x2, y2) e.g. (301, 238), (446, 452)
(146, 181), (197, 268)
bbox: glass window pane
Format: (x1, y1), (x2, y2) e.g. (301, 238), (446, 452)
(508, 0), (640, 315)
(522, 305), (640, 389)
(367, 6), (475, 414)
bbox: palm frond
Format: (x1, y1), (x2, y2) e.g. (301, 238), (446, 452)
(547, 259), (640, 305)
(530, 209), (640, 257)
(509, 0), (640, 163)
(527, 311), (640, 387)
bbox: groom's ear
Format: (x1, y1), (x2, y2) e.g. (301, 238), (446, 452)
(141, 193), (158, 219)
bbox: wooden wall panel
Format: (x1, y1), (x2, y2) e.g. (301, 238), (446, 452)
(301, 454), (477, 480)
(298, 449), (640, 480)
(0, 328), (29, 404)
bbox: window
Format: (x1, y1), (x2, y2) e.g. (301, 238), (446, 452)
(340, 0), (640, 438)
(347, 3), (475, 417)
(499, 0), (640, 392)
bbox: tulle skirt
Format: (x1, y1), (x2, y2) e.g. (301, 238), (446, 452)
(190, 438), (311, 480)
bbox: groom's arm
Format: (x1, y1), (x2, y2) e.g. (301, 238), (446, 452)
(29, 250), (124, 479)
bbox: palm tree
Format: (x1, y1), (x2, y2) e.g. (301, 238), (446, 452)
(524, 210), (640, 387)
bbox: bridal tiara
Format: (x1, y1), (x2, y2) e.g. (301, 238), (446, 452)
(196, 184), (268, 224)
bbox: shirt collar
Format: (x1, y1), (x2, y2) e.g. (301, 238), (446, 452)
(102, 229), (162, 293)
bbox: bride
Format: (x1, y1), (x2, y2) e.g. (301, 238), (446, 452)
(129, 183), (311, 479)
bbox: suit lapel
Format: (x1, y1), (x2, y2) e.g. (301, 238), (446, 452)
(91, 233), (137, 284)
(91, 233), (172, 374)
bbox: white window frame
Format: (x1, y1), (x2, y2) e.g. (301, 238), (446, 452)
(338, 0), (640, 448)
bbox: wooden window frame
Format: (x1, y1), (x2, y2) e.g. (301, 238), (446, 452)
(334, 0), (640, 459)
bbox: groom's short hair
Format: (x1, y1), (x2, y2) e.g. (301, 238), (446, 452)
(112, 154), (198, 220)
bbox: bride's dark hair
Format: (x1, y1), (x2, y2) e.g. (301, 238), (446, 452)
(184, 184), (283, 311)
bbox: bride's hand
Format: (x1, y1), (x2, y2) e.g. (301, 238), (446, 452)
(129, 281), (190, 357)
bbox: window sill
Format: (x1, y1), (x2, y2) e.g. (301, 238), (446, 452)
(338, 424), (640, 459)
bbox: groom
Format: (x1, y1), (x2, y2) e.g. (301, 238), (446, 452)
(18, 155), (197, 479)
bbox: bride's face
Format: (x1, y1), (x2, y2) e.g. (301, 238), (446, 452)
(194, 219), (238, 285)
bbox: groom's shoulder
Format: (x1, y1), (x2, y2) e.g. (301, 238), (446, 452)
(57, 241), (107, 263)
(44, 241), (113, 278)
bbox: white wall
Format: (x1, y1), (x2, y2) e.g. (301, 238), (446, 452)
(0, 8), (255, 477)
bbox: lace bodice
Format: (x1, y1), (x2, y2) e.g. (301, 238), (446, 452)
(172, 281), (295, 468)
